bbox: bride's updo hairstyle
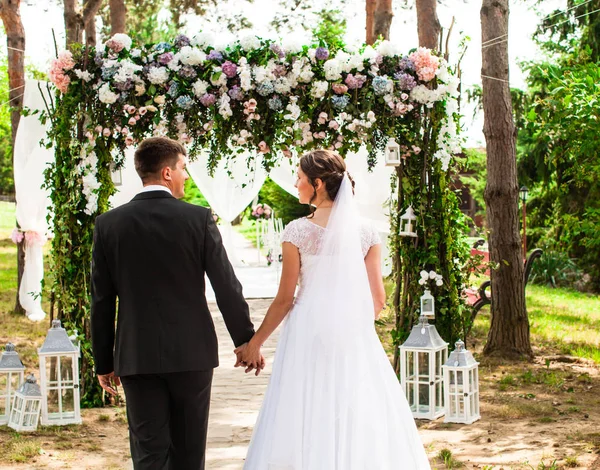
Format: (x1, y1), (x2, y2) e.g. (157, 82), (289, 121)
(299, 149), (355, 213)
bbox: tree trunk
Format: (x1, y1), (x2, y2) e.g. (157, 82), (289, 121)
(64, 0), (83, 48)
(366, 0), (392, 44)
(83, 0), (99, 47)
(109, 0), (126, 34)
(0, 0), (26, 316)
(64, 0), (103, 48)
(366, 0), (375, 44)
(481, 0), (532, 359)
(416, 0), (441, 50)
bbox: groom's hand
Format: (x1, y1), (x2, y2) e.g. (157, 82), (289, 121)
(98, 371), (121, 396)
(234, 342), (265, 376)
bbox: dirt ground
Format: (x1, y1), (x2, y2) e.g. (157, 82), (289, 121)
(1, 299), (599, 469)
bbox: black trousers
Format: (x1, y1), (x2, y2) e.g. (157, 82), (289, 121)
(120, 370), (214, 470)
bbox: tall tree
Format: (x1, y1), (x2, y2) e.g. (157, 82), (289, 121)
(63, 0), (103, 48)
(109, 0), (126, 34)
(366, 0), (393, 44)
(416, 0), (440, 50)
(481, 0), (532, 358)
(0, 0), (26, 315)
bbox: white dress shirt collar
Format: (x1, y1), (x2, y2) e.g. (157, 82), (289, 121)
(140, 185), (172, 195)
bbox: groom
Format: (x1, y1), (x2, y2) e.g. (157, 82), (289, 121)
(91, 137), (263, 470)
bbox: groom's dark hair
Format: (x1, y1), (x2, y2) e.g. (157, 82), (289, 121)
(134, 137), (186, 183)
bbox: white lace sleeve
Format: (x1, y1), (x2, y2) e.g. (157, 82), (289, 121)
(281, 220), (303, 248)
(361, 223), (382, 252)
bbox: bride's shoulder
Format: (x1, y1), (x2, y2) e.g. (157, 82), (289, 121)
(358, 218), (382, 246)
(281, 217), (306, 246)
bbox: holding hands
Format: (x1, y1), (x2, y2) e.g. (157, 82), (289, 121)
(234, 340), (265, 376)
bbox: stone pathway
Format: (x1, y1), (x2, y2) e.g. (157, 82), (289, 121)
(205, 299), (278, 469)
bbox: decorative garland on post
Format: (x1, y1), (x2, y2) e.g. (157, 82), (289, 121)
(43, 33), (470, 406)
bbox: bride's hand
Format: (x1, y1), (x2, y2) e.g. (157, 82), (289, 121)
(234, 341), (264, 375)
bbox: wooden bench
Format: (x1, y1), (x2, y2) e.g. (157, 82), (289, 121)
(465, 245), (543, 337)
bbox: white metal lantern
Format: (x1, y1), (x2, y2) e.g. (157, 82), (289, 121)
(420, 289), (435, 318)
(399, 205), (417, 237)
(8, 374), (42, 432)
(385, 137), (401, 166)
(0, 343), (25, 425)
(442, 340), (480, 424)
(400, 315), (448, 420)
(38, 320), (82, 426)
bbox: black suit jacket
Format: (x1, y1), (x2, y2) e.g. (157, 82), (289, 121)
(91, 190), (255, 377)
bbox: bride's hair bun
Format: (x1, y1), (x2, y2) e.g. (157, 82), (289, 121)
(299, 150), (355, 208)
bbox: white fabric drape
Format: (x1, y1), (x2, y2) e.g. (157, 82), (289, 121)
(13, 80), (54, 321)
(268, 156), (298, 197)
(187, 151), (267, 266)
(109, 147), (143, 208)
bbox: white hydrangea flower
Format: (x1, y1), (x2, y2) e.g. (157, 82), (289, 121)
(218, 94), (233, 119)
(310, 80), (329, 99)
(113, 60), (143, 83)
(192, 32), (215, 48)
(361, 46), (378, 62)
(74, 69), (92, 82)
(147, 66), (170, 85)
(178, 46), (206, 66)
(282, 37), (303, 54)
(376, 40), (399, 57)
(274, 77), (292, 95)
(130, 48), (141, 58)
(98, 83), (119, 104)
(240, 34), (261, 51)
(323, 59), (342, 81)
(111, 33), (132, 50)
(238, 57), (253, 91)
(284, 96), (301, 120)
(192, 79), (210, 97)
(347, 53), (365, 72)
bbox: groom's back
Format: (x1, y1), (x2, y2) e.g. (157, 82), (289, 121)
(93, 192), (219, 376)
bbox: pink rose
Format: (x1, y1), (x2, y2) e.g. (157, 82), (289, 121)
(121, 127), (129, 136)
(332, 83), (348, 95)
(125, 135), (134, 146)
(128, 117), (136, 126)
(258, 141), (270, 154)
(328, 120), (339, 130)
(95, 125), (103, 133)
(138, 107), (147, 115)
(103, 128), (111, 137)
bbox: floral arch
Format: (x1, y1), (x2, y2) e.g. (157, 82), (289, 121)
(44, 32), (472, 406)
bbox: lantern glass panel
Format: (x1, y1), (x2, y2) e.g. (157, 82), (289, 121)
(62, 389), (75, 415)
(47, 389), (60, 414)
(436, 351), (443, 377)
(418, 384), (429, 412)
(422, 298), (433, 314)
(407, 382), (416, 411)
(417, 352), (429, 380)
(436, 381), (443, 410)
(46, 356), (60, 387)
(407, 351), (415, 380)
(60, 357), (74, 386)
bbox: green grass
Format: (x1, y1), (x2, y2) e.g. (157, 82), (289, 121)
(0, 201), (15, 239)
(472, 284), (600, 364)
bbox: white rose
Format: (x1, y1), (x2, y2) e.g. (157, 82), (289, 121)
(154, 95), (166, 104)
(74, 69), (92, 82)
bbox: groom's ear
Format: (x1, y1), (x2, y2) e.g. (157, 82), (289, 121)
(162, 165), (173, 181)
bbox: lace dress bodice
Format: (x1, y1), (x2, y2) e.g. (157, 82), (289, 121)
(281, 217), (381, 302)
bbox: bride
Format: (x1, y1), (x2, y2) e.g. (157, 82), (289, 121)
(236, 149), (431, 469)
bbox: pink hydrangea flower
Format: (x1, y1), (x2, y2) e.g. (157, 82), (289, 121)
(408, 47), (440, 82)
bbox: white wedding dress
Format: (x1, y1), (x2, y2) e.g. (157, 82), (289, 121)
(244, 176), (431, 470)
